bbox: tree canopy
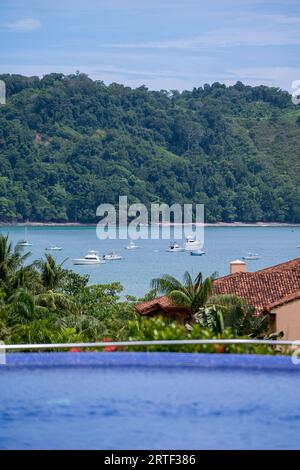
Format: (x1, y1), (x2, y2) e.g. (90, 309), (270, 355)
(0, 73), (299, 223)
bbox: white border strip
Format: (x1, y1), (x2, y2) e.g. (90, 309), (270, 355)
(0, 339), (300, 350)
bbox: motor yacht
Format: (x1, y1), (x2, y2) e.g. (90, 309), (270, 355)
(184, 235), (202, 251)
(72, 250), (105, 265)
(166, 242), (185, 252)
(104, 251), (123, 261)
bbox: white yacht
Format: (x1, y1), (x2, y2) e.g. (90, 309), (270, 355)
(104, 251), (123, 261)
(125, 240), (138, 250)
(242, 252), (261, 260)
(184, 235), (202, 251)
(166, 242), (185, 252)
(72, 250), (105, 265)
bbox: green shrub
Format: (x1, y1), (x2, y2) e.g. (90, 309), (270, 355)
(126, 316), (286, 355)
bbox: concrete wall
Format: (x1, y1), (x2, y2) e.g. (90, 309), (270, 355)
(273, 299), (300, 340)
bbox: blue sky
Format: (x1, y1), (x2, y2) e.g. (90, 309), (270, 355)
(1, 0), (300, 91)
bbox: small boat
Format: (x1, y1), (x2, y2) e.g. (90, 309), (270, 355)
(72, 250), (105, 265)
(125, 240), (138, 250)
(17, 240), (32, 247)
(104, 251), (123, 261)
(46, 246), (63, 251)
(184, 235), (202, 251)
(297, 244), (300, 249)
(166, 242), (185, 252)
(242, 252), (261, 260)
(190, 249), (206, 256)
(17, 227), (32, 247)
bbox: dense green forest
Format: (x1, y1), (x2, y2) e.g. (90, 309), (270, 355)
(0, 72), (299, 223)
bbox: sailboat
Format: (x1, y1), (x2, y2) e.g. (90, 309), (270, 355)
(125, 240), (138, 250)
(17, 226), (32, 247)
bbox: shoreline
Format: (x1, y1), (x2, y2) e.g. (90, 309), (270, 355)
(0, 222), (300, 228)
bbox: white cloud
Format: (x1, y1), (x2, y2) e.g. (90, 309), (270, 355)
(102, 15), (300, 50)
(103, 30), (300, 49)
(0, 19), (41, 33)
(229, 66), (300, 91)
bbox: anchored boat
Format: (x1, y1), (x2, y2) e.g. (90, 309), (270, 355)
(17, 227), (32, 247)
(184, 236), (202, 251)
(72, 250), (105, 265)
(242, 252), (261, 260)
(104, 251), (123, 261)
(166, 242), (185, 252)
(125, 240), (138, 250)
(190, 249), (206, 256)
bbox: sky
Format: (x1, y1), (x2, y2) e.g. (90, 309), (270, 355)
(1, 0), (300, 91)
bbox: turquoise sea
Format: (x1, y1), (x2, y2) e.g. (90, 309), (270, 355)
(1, 225), (300, 298)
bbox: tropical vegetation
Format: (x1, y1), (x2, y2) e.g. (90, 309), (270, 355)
(0, 235), (135, 345)
(151, 271), (215, 316)
(0, 73), (300, 223)
(151, 271), (272, 337)
(0, 235), (285, 354)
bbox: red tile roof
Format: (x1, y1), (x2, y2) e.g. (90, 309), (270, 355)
(136, 257), (300, 315)
(136, 295), (173, 315)
(135, 295), (190, 315)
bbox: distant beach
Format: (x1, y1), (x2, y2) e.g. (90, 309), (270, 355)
(1, 221), (300, 228)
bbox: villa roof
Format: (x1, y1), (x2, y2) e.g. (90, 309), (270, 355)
(136, 257), (300, 315)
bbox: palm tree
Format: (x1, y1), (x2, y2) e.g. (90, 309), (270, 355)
(151, 271), (216, 316)
(37, 289), (76, 313)
(5, 288), (47, 325)
(8, 265), (40, 294)
(0, 235), (31, 291)
(150, 273), (270, 338)
(35, 254), (67, 291)
(5, 287), (76, 326)
(199, 294), (269, 337)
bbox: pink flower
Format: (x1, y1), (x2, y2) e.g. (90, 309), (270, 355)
(103, 337), (117, 352)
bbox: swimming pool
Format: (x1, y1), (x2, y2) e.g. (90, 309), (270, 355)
(0, 352), (300, 450)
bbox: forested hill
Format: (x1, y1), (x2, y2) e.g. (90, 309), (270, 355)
(0, 73), (300, 223)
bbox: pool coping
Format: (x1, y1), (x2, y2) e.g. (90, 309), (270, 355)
(1, 352), (299, 370)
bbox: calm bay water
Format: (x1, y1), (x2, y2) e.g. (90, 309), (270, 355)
(1, 225), (300, 298)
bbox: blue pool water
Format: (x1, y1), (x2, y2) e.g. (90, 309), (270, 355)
(0, 353), (300, 450)
(1, 225), (300, 297)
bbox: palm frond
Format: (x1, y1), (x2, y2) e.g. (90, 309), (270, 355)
(151, 274), (185, 294)
(168, 290), (192, 307)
